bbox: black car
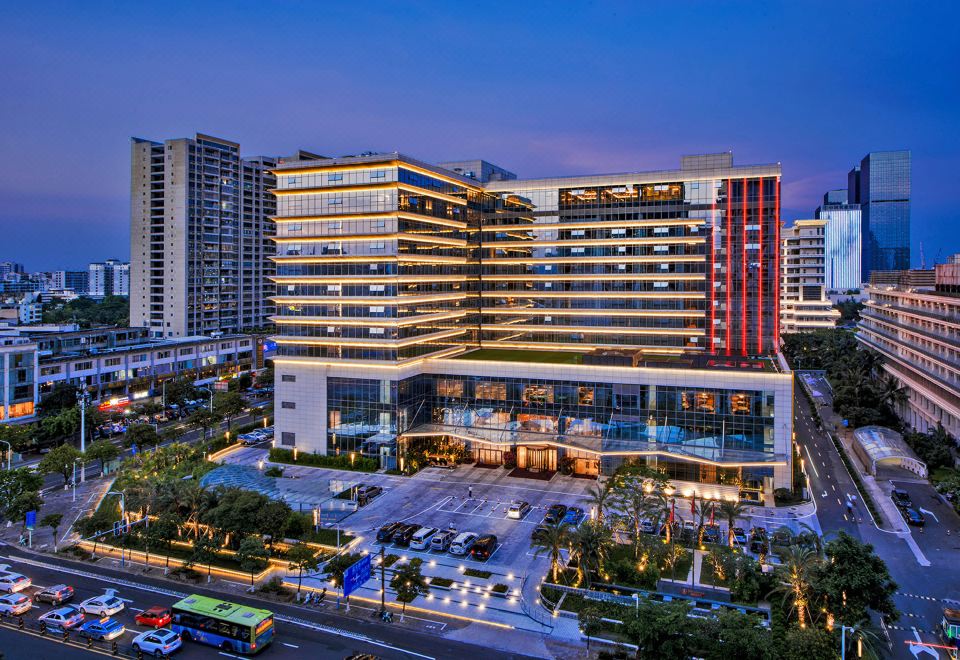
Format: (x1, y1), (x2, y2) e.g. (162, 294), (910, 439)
(377, 522), (404, 542)
(470, 534), (498, 561)
(903, 507), (925, 527)
(891, 489), (912, 509)
(392, 524), (419, 546)
(531, 525), (550, 543)
(543, 504), (567, 525)
(749, 528), (769, 554)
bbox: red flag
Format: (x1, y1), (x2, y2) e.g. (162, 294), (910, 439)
(690, 492), (696, 516)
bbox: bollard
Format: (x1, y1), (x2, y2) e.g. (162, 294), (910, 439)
(17, 617), (23, 630)
(39, 621), (46, 635)
(112, 640), (119, 655)
(137, 649), (144, 660)
(87, 636), (94, 649)
(63, 628), (69, 642)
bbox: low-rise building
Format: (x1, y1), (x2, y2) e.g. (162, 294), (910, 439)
(0, 336), (38, 423)
(780, 219), (841, 333)
(858, 255), (960, 439)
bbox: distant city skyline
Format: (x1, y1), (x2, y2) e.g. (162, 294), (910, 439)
(1, 2), (958, 269)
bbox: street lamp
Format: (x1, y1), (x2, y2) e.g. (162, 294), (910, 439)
(840, 625), (864, 659)
(76, 389), (90, 460)
(72, 458), (83, 502)
(107, 490), (126, 568)
(197, 386), (213, 412)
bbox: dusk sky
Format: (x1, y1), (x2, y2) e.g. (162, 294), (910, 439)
(2, 1), (957, 270)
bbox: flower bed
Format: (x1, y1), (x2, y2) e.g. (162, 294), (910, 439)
(463, 568), (492, 579)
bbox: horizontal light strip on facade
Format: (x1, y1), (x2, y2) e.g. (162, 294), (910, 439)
(271, 275), (472, 284)
(481, 255), (705, 264)
(275, 212), (468, 230)
(273, 182), (468, 207)
(481, 324), (704, 336)
(273, 328), (466, 348)
(273, 161), (484, 191)
(270, 255), (467, 264)
(272, 293), (467, 304)
(479, 291), (703, 299)
(273, 233), (468, 247)
(487, 237), (705, 248)
(271, 345), (469, 369)
(271, 311), (468, 326)
(480, 273), (705, 282)
(482, 219), (705, 230)
(483, 308), (704, 318)
(479, 340), (699, 353)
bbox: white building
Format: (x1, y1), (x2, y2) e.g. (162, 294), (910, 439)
(88, 259), (129, 298)
(780, 219), (841, 333)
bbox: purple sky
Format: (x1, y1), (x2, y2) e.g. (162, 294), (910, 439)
(2, 1), (958, 270)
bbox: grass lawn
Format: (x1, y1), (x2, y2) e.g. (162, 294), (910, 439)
(453, 348), (584, 364)
(661, 549), (693, 581)
(932, 467), (960, 484)
(92, 537), (246, 573)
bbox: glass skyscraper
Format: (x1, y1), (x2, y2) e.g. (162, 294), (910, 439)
(269, 152), (794, 502)
(848, 150), (911, 279)
(815, 189), (862, 291)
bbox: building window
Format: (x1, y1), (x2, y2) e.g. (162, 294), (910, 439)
(281, 432), (296, 446)
(281, 401), (296, 409)
(328, 173), (343, 182)
(475, 381), (507, 400)
(437, 379), (464, 397)
(104, 357), (122, 367)
(74, 361), (93, 371)
(281, 374), (296, 383)
(371, 170), (386, 179)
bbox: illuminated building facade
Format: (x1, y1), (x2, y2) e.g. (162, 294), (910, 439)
(780, 219), (841, 333)
(0, 337), (38, 423)
(271, 152), (793, 499)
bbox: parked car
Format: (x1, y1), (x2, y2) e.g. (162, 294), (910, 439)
(561, 507), (585, 526)
(79, 617), (126, 641)
(449, 532), (479, 555)
(508, 501), (531, 520)
(543, 504), (567, 525)
(79, 593), (125, 616)
(0, 593), (31, 616)
(891, 489), (912, 509)
(132, 628), (182, 657)
(260, 426), (275, 438)
(358, 485), (383, 505)
(34, 584), (74, 605)
(0, 570), (31, 593)
(903, 507), (925, 527)
(470, 535), (498, 561)
(703, 524), (722, 544)
(39, 606), (84, 630)
(430, 529), (457, 552)
(239, 433), (260, 445)
(732, 527), (748, 546)
(135, 605), (172, 628)
(410, 527), (439, 550)
(640, 519), (655, 534)
(749, 528), (769, 554)
(377, 522), (404, 542)
(392, 524), (419, 546)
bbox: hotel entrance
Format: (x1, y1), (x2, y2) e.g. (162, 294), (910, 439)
(476, 447), (504, 466)
(517, 445), (557, 472)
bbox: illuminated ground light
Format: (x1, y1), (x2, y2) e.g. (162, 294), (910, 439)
(478, 604), (486, 611)
(507, 573), (515, 580)
(460, 600), (468, 608)
(429, 560), (436, 567)
(427, 594), (434, 601)
(508, 597), (517, 604)
(444, 597), (451, 604)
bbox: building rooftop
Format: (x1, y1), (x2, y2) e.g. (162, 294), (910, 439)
(452, 348), (782, 373)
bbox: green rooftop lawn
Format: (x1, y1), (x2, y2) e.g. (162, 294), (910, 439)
(453, 348), (584, 364)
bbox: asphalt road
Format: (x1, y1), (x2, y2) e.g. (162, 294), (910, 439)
(0, 545), (539, 660)
(794, 381), (960, 658)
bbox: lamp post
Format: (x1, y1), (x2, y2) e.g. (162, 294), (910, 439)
(76, 390), (90, 482)
(0, 440), (11, 471)
(198, 386), (213, 412)
(72, 458), (83, 502)
(840, 625), (864, 659)
(161, 379), (167, 409)
(107, 490), (126, 568)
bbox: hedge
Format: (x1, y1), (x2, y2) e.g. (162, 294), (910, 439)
(268, 447), (378, 472)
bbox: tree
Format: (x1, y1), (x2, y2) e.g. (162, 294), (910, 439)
(236, 536), (270, 587)
(0, 468), (43, 523)
(390, 560), (429, 620)
(40, 513), (63, 551)
(609, 477), (650, 558)
(124, 423), (161, 451)
(39, 382), (80, 416)
(811, 531), (898, 626)
(187, 409), (220, 441)
(585, 480), (614, 524)
(777, 626), (837, 660)
(84, 438), (120, 475)
(38, 443), (83, 485)
(530, 521), (570, 583)
(147, 512), (180, 574)
(719, 500), (747, 547)
(577, 601), (605, 649)
(769, 546), (820, 629)
(286, 542), (321, 596)
(256, 368), (274, 388)
(696, 609), (772, 660)
(622, 598), (694, 658)
(213, 391), (246, 430)
(0, 423), (34, 454)
(256, 499), (292, 552)
(188, 533), (222, 583)
(325, 552), (363, 590)
(568, 519), (612, 587)
(161, 378), (200, 411)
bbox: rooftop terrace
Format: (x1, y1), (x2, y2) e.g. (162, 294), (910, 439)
(452, 348), (782, 373)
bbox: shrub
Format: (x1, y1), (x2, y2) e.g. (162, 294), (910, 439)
(463, 568), (492, 579)
(268, 447), (378, 472)
(264, 466), (284, 478)
(429, 576), (453, 587)
(491, 583), (509, 594)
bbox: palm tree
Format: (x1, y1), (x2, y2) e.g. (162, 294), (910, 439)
(878, 374), (908, 410)
(569, 520), (612, 588)
(694, 499), (714, 545)
(768, 546), (820, 629)
(586, 481), (613, 524)
(530, 521), (570, 583)
(719, 500), (747, 547)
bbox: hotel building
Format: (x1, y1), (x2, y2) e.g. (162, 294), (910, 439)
(270, 151), (794, 501)
(780, 219), (841, 333)
(859, 256), (960, 440)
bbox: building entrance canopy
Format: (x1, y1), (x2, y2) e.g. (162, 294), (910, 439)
(852, 425), (927, 478)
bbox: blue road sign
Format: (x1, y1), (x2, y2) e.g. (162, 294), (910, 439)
(342, 554), (371, 598)
(25, 510), (36, 530)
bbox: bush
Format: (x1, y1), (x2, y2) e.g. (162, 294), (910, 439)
(429, 576), (453, 587)
(268, 447), (378, 472)
(264, 466), (284, 478)
(258, 576), (291, 598)
(463, 568), (492, 579)
(383, 554), (400, 568)
(491, 583), (509, 594)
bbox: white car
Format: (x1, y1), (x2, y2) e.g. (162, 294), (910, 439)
(507, 501), (531, 519)
(132, 628), (182, 657)
(0, 571), (31, 593)
(449, 532), (479, 555)
(0, 592), (31, 616)
(79, 592), (125, 616)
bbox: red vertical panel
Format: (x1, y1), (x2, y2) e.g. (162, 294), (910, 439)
(757, 178), (764, 354)
(741, 177), (748, 356)
(709, 184), (716, 352)
(726, 179), (732, 354)
(774, 177), (781, 348)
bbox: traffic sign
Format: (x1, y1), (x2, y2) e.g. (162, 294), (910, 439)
(25, 510), (36, 531)
(342, 554), (371, 598)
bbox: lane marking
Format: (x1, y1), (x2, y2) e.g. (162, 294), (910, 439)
(283, 642), (300, 648)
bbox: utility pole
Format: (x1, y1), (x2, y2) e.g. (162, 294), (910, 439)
(77, 390), (88, 482)
(380, 545), (386, 615)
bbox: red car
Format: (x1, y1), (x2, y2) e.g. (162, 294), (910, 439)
(135, 606), (172, 628)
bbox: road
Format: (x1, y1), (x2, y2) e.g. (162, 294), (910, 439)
(0, 545), (539, 660)
(794, 377), (960, 658)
